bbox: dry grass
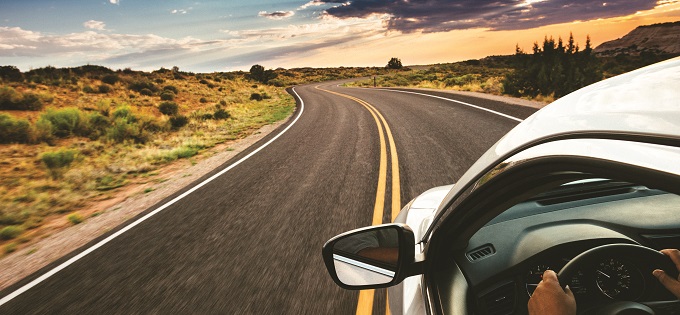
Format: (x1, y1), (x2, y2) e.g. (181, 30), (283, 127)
(0, 70), (295, 255)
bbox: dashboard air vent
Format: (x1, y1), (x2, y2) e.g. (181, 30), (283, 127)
(466, 244), (496, 262)
(479, 282), (516, 315)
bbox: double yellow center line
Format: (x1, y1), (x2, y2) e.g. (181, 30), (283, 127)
(316, 86), (401, 315)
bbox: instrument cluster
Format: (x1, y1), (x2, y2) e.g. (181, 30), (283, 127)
(525, 257), (646, 303)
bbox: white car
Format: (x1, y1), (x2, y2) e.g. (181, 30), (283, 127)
(322, 57), (680, 315)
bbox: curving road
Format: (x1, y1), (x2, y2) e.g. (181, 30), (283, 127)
(0, 82), (537, 314)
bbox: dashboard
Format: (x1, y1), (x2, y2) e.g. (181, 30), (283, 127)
(449, 183), (680, 314)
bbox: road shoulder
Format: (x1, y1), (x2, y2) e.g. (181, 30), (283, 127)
(0, 117), (291, 291)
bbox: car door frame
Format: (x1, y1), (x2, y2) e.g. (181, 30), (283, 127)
(419, 136), (680, 314)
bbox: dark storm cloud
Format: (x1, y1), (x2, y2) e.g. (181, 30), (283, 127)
(318, 0), (667, 32)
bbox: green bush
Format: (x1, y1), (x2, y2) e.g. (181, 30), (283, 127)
(140, 88), (154, 96)
(0, 114), (31, 143)
(163, 85), (179, 94)
(160, 91), (175, 101)
(41, 149), (76, 178)
(159, 102), (179, 116)
(101, 74), (120, 85)
(84, 112), (110, 139)
(111, 105), (135, 122)
(83, 85), (96, 94)
(106, 117), (144, 143)
(0, 225), (23, 240)
(67, 213), (83, 225)
(0, 87), (43, 110)
(98, 84), (113, 94)
(128, 80), (158, 93)
(41, 149), (76, 169)
(33, 118), (54, 143)
(213, 109), (230, 120)
(250, 93), (263, 101)
(39, 107), (84, 138)
(169, 115), (188, 129)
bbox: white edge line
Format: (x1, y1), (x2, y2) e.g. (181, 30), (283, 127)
(333, 254), (395, 277)
(0, 87), (306, 307)
(374, 88), (524, 122)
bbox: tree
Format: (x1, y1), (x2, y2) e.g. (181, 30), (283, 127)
(249, 64), (278, 84)
(503, 34), (602, 98)
(386, 57), (403, 69)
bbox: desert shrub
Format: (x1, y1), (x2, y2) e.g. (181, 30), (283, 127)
(4, 242), (17, 254)
(111, 105), (135, 122)
(163, 85), (179, 94)
(213, 109), (230, 120)
(0, 87), (43, 110)
(169, 115), (188, 129)
(199, 79), (209, 85)
(42, 149), (76, 178)
(160, 91), (175, 101)
(83, 85), (96, 94)
(105, 106), (157, 143)
(200, 113), (213, 120)
(101, 74), (120, 85)
(128, 80), (158, 94)
(0, 114), (31, 143)
(154, 78), (165, 84)
(219, 100), (227, 106)
(250, 93), (263, 101)
(199, 97), (208, 103)
(98, 84), (113, 94)
(159, 102), (179, 116)
(39, 107), (84, 138)
(33, 118), (53, 143)
(84, 112), (110, 139)
(139, 88), (154, 96)
(67, 213), (83, 225)
(135, 114), (167, 133)
(0, 225), (23, 240)
(106, 117), (144, 143)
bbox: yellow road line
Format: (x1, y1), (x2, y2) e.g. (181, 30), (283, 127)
(315, 86), (401, 315)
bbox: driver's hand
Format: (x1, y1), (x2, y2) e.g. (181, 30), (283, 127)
(528, 270), (576, 315)
(653, 249), (680, 299)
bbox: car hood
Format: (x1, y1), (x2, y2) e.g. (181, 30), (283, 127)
(430, 57), (680, 236)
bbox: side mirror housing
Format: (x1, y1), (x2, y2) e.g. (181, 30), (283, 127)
(322, 223), (417, 290)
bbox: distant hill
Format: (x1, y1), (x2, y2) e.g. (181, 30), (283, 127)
(595, 21), (680, 56)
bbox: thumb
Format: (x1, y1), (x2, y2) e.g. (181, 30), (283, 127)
(654, 269), (680, 297)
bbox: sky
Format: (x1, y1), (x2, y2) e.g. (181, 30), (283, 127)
(1, 0), (680, 73)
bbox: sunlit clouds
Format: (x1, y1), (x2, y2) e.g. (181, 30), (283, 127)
(0, 0), (679, 72)
(83, 20), (106, 31)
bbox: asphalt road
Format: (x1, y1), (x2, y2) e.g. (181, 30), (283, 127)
(0, 82), (537, 314)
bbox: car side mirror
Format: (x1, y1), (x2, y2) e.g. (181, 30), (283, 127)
(322, 223), (416, 290)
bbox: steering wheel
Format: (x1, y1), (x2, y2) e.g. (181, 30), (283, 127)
(557, 243), (679, 314)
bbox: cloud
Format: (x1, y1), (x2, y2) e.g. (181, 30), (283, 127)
(171, 7), (192, 14)
(83, 20), (106, 31)
(0, 26), (210, 59)
(299, 1), (325, 10)
(258, 11), (295, 20)
(109, 0), (119, 4)
(317, 0), (678, 32)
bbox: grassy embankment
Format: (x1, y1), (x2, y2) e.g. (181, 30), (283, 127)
(344, 58), (539, 100)
(0, 68), (300, 255)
